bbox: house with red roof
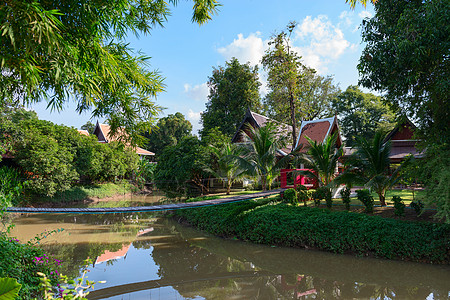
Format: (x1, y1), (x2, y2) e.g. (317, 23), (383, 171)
(92, 121), (155, 158)
(383, 118), (423, 163)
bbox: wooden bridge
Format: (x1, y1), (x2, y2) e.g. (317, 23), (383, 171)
(6, 189), (285, 214)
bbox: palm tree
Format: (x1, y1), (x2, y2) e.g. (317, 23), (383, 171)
(339, 131), (411, 206)
(296, 132), (343, 189)
(205, 143), (245, 195)
(236, 123), (295, 191)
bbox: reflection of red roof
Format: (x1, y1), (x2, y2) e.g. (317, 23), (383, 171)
(94, 244), (131, 265)
(295, 116), (341, 152)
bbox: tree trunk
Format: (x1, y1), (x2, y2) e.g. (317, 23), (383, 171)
(378, 191), (386, 206)
(227, 180), (231, 195)
(289, 91), (297, 149)
(261, 176), (267, 191)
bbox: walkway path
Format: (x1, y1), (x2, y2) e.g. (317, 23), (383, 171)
(6, 189), (285, 214)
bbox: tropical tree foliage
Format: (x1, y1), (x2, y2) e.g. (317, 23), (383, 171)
(154, 136), (210, 198)
(264, 66), (339, 124)
(200, 58), (261, 138)
(339, 132), (410, 206)
(1, 111), (139, 197)
(143, 112), (192, 155)
(204, 143), (245, 195)
(332, 86), (396, 147)
(0, 0), (219, 141)
(358, 0), (449, 144)
(235, 124), (293, 191)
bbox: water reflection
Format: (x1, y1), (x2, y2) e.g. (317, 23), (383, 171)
(10, 213), (450, 299)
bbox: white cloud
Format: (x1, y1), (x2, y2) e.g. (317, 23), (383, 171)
(183, 83), (209, 102)
(339, 11), (354, 28)
(358, 10), (373, 19)
(217, 32), (266, 66)
(294, 15), (354, 73)
(187, 109), (202, 135)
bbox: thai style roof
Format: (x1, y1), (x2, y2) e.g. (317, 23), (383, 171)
(295, 116), (342, 151)
(231, 109), (293, 155)
(384, 118), (423, 161)
(93, 121), (155, 156)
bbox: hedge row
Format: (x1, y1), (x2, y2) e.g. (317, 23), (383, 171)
(175, 199), (450, 264)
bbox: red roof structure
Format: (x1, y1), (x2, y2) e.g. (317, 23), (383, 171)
(77, 130), (90, 136)
(295, 116), (342, 152)
(92, 121), (155, 157)
(384, 119), (423, 163)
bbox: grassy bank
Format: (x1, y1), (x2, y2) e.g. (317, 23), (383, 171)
(34, 182), (135, 204)
(174, 197), (450, 264)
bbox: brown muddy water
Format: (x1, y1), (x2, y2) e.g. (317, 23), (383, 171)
(9, 212), (450, 300)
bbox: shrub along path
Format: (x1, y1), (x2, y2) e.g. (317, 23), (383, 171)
(6, 189), (285, 214)
(174, 197), (450, 264)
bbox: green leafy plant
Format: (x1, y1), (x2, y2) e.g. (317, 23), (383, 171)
(37, 259), (105, 299)
(392, 196), (405, 216)
(296, 185), (308, 206)
(283, 188), (297, 205)
(340, 186), (352, 211)
(356, 189), (374, 213)
(410, 200), (425, 216)
(0, 277), (21, 300)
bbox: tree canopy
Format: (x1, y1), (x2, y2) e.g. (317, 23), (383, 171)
(1, 0), (220, 142)
(358, 0), (449, 144)
(200, 57), (261, 138)
(143, 112), (192, 155)
(332, 86), (396, 147)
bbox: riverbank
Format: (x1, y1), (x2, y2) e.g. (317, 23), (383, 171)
(173, 196), (450, 264)
(24, 182), (151, 207)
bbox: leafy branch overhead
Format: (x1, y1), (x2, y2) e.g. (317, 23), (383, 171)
(0, 0), (220, 142)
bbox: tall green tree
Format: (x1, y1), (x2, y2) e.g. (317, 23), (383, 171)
(1, 0), (219, 142)
(262, 22), (303, 148)
(332, 86), (396, 147)
(263, 66), (339, 124)
(204, 143), (245, 195)
(154, 136), (210, 198)
(144, 112), (192, 155)
(358, 0), (449, 144)
(200, 57), (261, 138)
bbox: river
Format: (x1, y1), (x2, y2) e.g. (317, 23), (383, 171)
(10, 212), (450, 299)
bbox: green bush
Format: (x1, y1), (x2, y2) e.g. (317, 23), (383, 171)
(0, 167), (25, 206)
(312, 187), (329, 207)
(340, 186), (351, 211)
(296, 185), (308, 206)
(392, 196), (405, 216)
(283, 188), (297, 205)
(175, 200), (450, 263)
(356, 189), (374, 213)
(0, 234), (58, 299)
(410, 200), (425, 215)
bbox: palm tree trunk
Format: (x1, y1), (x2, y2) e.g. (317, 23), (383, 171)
(227, 180), (231, 195)
(261, 176), (267, 191)
(378, 191), (386, 206)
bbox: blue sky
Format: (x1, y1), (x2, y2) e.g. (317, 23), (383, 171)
(30, 0), (375, 134)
